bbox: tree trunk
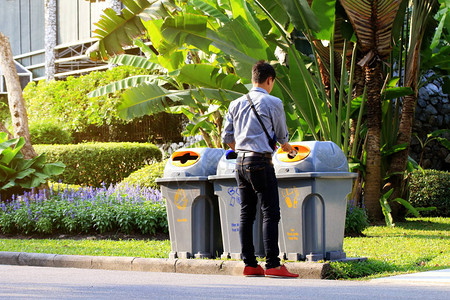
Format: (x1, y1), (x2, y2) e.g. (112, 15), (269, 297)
(363, 60), (383, 220)
(44, 0), (57, 81)
(0, 32), (37, 159)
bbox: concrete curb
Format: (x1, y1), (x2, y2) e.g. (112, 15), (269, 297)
(0, 251), (330, 279)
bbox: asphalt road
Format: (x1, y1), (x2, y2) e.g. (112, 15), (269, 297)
(0, 265), (448, 300)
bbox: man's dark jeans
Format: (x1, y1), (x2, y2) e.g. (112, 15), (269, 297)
(236, 155), (281, 269)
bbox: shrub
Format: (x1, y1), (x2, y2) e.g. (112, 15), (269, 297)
(120, 160), (167, 190)
(23, 65), (152, 131)
(0, 133), (65, 201)
(29, 121), (72, 144)
(345, 201), (369, 236)
(408, 169), (450, 217)
(0, 184), (167, 235)
(34, 143), (162, 187)
(22, 66), (183, 144)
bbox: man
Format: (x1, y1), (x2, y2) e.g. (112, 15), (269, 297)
(222, 61), (299, 278)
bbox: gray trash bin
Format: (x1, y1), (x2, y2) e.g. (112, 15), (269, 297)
(156, 148), (225, 259)
(273, 141), (357, 261)
(208, 150), (264, 259)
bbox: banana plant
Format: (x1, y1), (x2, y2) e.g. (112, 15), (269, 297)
(89, 0), (366, 147)
(89, 52), (248, 148)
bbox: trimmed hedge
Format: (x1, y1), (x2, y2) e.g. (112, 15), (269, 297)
(408, 169), (450, 217)
(35, 143), (162, 187)
(120, 160), (166, 190)
(29, 121), (73, 144)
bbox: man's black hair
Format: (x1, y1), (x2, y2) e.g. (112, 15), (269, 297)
(252, 60), (276, 84)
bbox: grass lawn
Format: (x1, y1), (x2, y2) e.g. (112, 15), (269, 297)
(0, 237), (171, 258)
(0, 217), (448, 280)
(329, 217), (449, 279)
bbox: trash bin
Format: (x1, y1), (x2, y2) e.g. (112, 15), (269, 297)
(273, 141), (357, 261)
(208, 150), (264, 259)
(156, 148), (225, 259)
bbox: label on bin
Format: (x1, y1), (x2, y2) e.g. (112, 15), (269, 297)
(174, 188), (188, 210)
(227, 187), (241, 207)
(287, 228), (299, 240)
(282, 187), (299, 209)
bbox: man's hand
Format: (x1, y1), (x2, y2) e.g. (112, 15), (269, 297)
(281, 142), (297, 159)
(227, 142), (236, 151)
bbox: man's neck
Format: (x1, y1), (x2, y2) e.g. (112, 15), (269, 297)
(253, 84), (270, 93)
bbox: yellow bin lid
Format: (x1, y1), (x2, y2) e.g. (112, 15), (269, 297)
(276, 145), (311, 162)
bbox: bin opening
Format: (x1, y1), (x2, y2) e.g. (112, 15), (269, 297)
(276, 145), (311, 162)
(171, 151), (200, 167)
(225, 150), (237, 160)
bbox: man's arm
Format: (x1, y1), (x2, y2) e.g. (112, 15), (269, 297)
(227, 142), (236, 151)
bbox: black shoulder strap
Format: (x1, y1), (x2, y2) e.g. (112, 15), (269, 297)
(246, 94), (272, 141)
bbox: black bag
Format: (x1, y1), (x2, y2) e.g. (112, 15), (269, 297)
(246, 94), (277, 151)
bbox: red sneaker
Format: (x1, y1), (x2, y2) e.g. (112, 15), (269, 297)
(243, 265), (265, 277)
(265, 265), (299, 278)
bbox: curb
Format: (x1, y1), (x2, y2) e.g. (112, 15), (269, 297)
(0, 251), (330, 279)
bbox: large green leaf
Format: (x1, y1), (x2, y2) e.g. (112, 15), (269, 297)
(0, 164), (16, 177)
(42, 162), (66, 176)
(0, 137), (25, 165)
(382, 87), (414, 100)
(88, 75), (169, 98)
(118, 84), (177, 119)
(15, 168), (35, 180)
(110, 54), (161, 69)
(118, 84), (243, 119)
(189, 0), (230, 23)
(176, 64), (247, 92)
(88, 0), (176, 60)
(161, 14), (212, 53)
(255, 0), (290, 25)
(155, 13), (267, 78)
(230, 0), (261, 35)
(280, 0), (320, 33)
(311, 0), (337, 40)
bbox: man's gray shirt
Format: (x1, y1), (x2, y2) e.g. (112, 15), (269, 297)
(222, 87), (289, 153)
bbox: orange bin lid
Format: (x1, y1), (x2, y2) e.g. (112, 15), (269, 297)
(276, 145), (311, 162)
(171, 150), (200, 167)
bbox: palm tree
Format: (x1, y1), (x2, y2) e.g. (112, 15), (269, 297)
(339, 0), (403, 219)
(388, 0), (439, 199)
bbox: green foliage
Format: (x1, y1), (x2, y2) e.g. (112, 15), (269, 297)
(380, 188), (422, 227)
(0, 133), (65, 200)
(23, 65), (153, 132)
(409, 169), (450, 217)
(345, 201), (369, 235)
(34, 143), (162, 187)
(0, 95), (8, 122)
(120, 160), (166, 190)
(29, 121), (73, 145)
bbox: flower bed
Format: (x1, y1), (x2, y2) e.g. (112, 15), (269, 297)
(0, 184), (168, 236)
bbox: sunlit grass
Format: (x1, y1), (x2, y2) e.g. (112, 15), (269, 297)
(329, 217), (450, 279)
(0, 238), (171, 258)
